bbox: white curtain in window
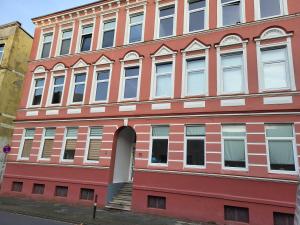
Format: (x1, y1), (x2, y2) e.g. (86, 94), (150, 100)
(266, 124), (293, 137)
(224, 140), (245, 161)
(45, 128), (55, 137)
(186, 126), (205, 136)
(152, 126), (169, 136)
(25, 129), (35, 138)
(67, 128), (78, 137)
(90, 127), (103, 137)
(269, 140), (294, 164)
(222, 125), (246, 137)
(156, 75), (171, 97)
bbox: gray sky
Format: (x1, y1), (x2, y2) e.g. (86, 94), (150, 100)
(1, 0), (98, 35)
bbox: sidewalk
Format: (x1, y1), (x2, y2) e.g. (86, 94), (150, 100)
(0, 197), (215, 225)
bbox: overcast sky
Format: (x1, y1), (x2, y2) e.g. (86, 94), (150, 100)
(1, 0), (97, 35)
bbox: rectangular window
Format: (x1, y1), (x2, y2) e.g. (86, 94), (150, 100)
(95, 70), (110, 102)
(273, 212), (294, 225)
(122, 66), (139, 100)
(154, 63), (172, 98)
(60, 29), (72, 55)
(41, 33), (53, 58)
(31, 78), (45, 106)
(128, 14), (144, 43)
(72, 73), (86, 103)
(159, 5), (175, 38)
(259, 0), (283, 19)
(151, 126), (169, 164)
(185, 125), (205, 166)
(63, 128), (78, 160)
(185, 58), (206, 96)
(55, 186), (68, 197)
(102, 20), (116, 48)
(80, 25), (93, 52)
(80, 188), (94, 200)
(148, 196), (166, 209)
(0, 44), (5, 62)
(20, 129), (35, 159)
(266, 124), (296, 172)
(87, 127), (103, 161)
(40, 128), (55, 159)
(260, 46), (291, 91)
(32, 184), (45, 195)
(51, 76), (65, 105)
(188, 0), (206, 32)
(222, 125), (247, 169)
(11, 182), (23, 192)
(220, 52), (244, 94)
(221, 0), (242, 26)
(224, 205), (249, 223)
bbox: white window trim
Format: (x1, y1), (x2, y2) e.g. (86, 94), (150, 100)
(84, 127), (102, 163)
(265, 124), (298, 175)
(182, 52), (209, 97)
(55, 25), (74, 56)
(27, 76), (46, 108)
(150, 56), (176, 99)
(217, 0), (245, 28)
(37, 128), (55, 161)
(184, 0), (209, 34)
(98, 17), (118, 49)
(256, 39), (296, 92)
(76, 19), (96, 53)
(46, 73), (66, 107)
(254, 0), (288, 20)
(118, 59), (142, 102)
(154, 1), (178, 39)
(90, 65), (112, 104)
(68, 70), (88, 105)
(124, 9), (146, 45)
(17, 129), (34, 161)
(217, 45), (248, 95)
(221, 125), (248, 171)
(37, 30), (54, 59)
(184, 125), (206, 169)
(60, 128), (77, 162)
(148, 126), (169, 167)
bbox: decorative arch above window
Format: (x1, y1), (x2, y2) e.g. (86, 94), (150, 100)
(258, 27), (292, 41)
(182, 39), (210, 53)
(33, 66), (47, 74)
(71, 59), (89, 69)
(52, 63), (66, 72)
(151, 44), (177, 58)
(121, 51), (143, 62)
(94, 55), (114, 66)
(218, 34), (247, 47)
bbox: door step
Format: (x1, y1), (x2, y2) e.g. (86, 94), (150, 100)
(106, 183), (133, 211)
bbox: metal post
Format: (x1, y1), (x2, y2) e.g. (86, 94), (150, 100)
(0, 153), (7, 183)
(93, 194), (98, 219)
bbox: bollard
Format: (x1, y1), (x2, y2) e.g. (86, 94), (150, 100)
(93, 194), (98, 219)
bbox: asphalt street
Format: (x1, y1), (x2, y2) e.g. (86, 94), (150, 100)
(0, 210), (74, 225)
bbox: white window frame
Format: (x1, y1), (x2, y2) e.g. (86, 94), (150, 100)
(148, 125), (169, 167)
(68, 71), (87, 105)
(38, 128), (55, 161)
(125, 11), (145, 45)
(155, 2), (178, 39)
(217, 43), (248, 95)
(56, 27), (74, 56)
(99, 18), (117, 49)
(27, 76), (46, 108)
(76, 19), (95, 53)
(60, 127), (78, 162)
(0, 43), (5, 63)
(84, 127), (103, 163)
(217, 0), (245, 27)
(184, 0), (209, 34)
(265, 124), (298, 175)
(91, 66), (112, 104)
(17, 129), (35, 160)
(47, 74), (66, 107)
(184, 125), (206, 169)
(37, 31), (54, 59)
(221, 125), (248, 171)
(254, 0), (288, 20)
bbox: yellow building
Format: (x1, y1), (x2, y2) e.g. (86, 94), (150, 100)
(0, 21), (33, 149)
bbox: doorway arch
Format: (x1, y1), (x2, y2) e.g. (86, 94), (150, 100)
(112, 126), (136, 183)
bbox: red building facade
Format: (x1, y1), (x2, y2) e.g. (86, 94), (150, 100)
(1, 0), (300, 224)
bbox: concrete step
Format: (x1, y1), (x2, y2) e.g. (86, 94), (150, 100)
(105, 204), (131, 211)
(110, 199), (132, 205)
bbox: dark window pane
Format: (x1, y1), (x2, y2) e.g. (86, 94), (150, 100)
(260, 0), (281, 18)
(81, 34), (92, 52)
(124, 78), (138, 99)
(274, 212), (294, 225)
(36, 79), (45, 87)
(129, 24), (142, 43)
(160, 17), (174, 37)
(223, 2), (241, 26)
(54, 76), (64, 85)
(95, 82), (108, 101)
(80, 188), (94, 200)
(186, 139), (205, 166)
(189, 0), (206, 10)
(148, 196), (166, 209)
(41, 43), (51, 58)
(63, 149), (75, 160)
(32, 184), (45, 195)
(73, 84), (85, 102)
(32, 88), (43, 105)
(75, 74), (86, 83)
(102, 30), (115, 48)
(52, 86), (63, 104)
(97, 71), (110, 80)
(60, 39), (71, 55)
(0, 44), (5, 60)
(160, 6), (175, 17)
(125, 67), (139, 77)
(55, 186), (68, 197)
(224, 206), (249, 223)
(189, 10), (205, 31)
(151, 139), (168, 164)
(11, 182), (23, 192)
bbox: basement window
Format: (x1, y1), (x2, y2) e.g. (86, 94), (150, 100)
(80, 188), (94, 201)
(32, 184), (45, 195)
(273, 212), (294, 225)
(148, 196), (166, 209)
(55, 186), (68, 197)
(11, 182), (23, 192)
(224, 205), (249, 223)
